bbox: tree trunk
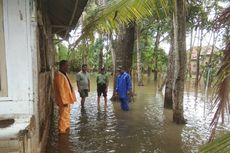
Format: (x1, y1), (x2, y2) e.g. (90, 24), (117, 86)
(98, 36), (103, 69)
(111, 24), (135, 100)
(153, 26), (161, 81)
(172, 0), (186, 124)
(115, 24), (135, 72)
(80, 15), (88, 65)
(136, 24), (144, 86)
(96, 0), (105, 69)
(109, 33), (116, 73)
(99, 48), (103, 68)
(121, 25), (134, 72)
(147, 66), (151, 77)
(195, 28), (203, 87)
(82, 40), (88, 65)
(164, 26), (174, 109)
(208, 32), (216, 64)
(188, 27), (193, 78)
(109, 33), (117, 100)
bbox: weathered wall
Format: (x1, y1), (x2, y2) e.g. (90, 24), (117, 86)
(36, 0), (56, 152)
(0, 0), (55, 152)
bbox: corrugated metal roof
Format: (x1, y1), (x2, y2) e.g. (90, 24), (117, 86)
(47, 0), (88, 39)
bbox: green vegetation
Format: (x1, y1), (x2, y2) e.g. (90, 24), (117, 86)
(199, 132), (230, 153)
(55, 0), (230, 148)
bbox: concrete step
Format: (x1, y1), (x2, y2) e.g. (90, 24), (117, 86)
(0, 114), (32, 153)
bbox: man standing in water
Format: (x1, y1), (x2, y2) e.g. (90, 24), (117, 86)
(53, 60), (76, 134)
(115, 66), (132, 111)
(76, 64), (90, 107)
(96, 67), (109, 107)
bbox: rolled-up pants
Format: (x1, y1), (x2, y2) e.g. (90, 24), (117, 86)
(58, 105), (70, 133)
(119, 97), (129, 111)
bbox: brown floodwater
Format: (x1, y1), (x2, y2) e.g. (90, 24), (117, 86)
(46, 74), (230, 153)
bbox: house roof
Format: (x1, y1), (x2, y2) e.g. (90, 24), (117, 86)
(47, 0), (88, 39)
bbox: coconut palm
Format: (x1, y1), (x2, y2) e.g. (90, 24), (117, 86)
(70, 0), (170, 48)
(72, 0), (228, 134)
(72, 0), (188, 123)
(199, 132), (230, 152)
(209, 6), (230, 141)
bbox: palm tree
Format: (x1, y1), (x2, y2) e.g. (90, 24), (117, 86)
(70, 0), (201, 127)
(73, 0), (170, 100)
(199, 132), (230, 152)
(72, 2), (230, 148)
(72, 0), (188, 124)
(70, 0), (170, 48)
(135, 23), (144, 86)
(171, 0), (187, 123)
(114, 24), (135, 73)
(209, 6), (230, 141)
(164, 25), (174, 109)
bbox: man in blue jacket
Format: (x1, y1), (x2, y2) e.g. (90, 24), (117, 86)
(115, 66), (132, 111)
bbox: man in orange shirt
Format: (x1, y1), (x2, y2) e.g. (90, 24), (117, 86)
(54, 60), (76, 134)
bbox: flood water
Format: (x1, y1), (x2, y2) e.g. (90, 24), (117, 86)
(46, 74), (230, 153)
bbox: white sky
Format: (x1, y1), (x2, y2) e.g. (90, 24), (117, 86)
(160, 29), (225, 54)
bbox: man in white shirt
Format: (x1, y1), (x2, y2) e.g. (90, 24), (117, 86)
(76, 64), (90, 107)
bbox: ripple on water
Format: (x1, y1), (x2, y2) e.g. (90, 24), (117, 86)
(46, 77), (230, 153)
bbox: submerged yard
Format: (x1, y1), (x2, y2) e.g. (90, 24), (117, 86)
(46, 76), (230, 153)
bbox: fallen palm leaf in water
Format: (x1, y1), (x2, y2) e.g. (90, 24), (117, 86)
(198, 132), (230, 153)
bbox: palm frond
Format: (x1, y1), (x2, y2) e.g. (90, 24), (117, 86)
(213, 6), (230, 30)
(70, 0), (171, 49)
(199, 132), (230, 153)
(208, 6), (230, 141)
(210, 43), (230, 142)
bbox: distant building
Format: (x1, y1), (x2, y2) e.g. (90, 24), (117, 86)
(188, 46), (219, 76)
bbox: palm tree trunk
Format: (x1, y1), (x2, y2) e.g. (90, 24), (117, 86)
(195, 28), (203, 88)
(109, 33), (117, 100)
(116, 24), (135, 72)
(188, 27), (193, 78)
(82, 40), (88, 64)
(153, 26), (161, 81)
(98, 36), (103, 68)
(172, 0), (186, 124)
(80, 15), (88, 65)
(99, 48), (103, 68)
(109, 33), (116, 73)
(136, 23), (144, 86)
(111, 24), (135, 100)
(96, 0), (105, 69)
(147, 66), (151, 77)
(164, 26), (174, 109)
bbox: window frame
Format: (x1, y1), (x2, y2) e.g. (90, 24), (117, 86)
(0, 0), (8, 97)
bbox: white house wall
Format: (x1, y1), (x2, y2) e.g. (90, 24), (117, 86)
(0, 0), (35, 115)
